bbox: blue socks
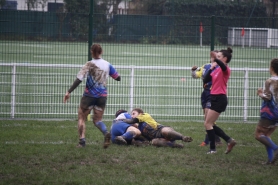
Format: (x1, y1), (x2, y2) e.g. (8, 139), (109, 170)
(266, 146), (274, 161)
(259, 135), (278, 161)
(95, 121), (108, 135)
(122, 131), (135, 140)
(259, 135), (278, 150)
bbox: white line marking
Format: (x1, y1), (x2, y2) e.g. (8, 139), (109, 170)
(34, 55), (84, 58)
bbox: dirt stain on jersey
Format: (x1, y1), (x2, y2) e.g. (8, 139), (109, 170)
(85, 62), (108, 86)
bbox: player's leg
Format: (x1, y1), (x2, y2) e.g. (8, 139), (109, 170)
(207, 94), (236, 154)
(204, 94), (223, 146)
(110, 121), (127, 144)
(200, 92), (209, 146)
(161, 127), (192, 142)
(255, 119), (278, 164)
(92, 97), (110, 148)
(76, 96), (94, 147)
(77, 107), (90, 147)
(204, 109), (219, 153)
(266, 127), (278, 164)
(115, 126), (139, 145)
(127, 126), (150, 146)
(212, 125), (231, 143)
(151, 138), (184, 148)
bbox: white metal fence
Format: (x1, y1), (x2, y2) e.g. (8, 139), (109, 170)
(228, 27), (278, 48)
(0, 63), (268, 123)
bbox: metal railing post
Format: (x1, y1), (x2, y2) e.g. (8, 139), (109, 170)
(11, 64), (16, 118)
(130, 66), (134, 112)
(243, 70), (249, 122)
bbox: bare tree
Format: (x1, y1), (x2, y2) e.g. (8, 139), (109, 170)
(39, 0), (48, 11)
(26, 0), (38, 11)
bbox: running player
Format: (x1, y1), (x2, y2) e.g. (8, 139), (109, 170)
(63, 44), (121, 148)
(255, 58), (278, 164)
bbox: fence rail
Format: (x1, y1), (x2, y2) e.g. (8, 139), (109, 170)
(0, 63), (268, 123)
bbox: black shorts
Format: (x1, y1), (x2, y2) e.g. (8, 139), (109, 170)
(210, 94), (228, 113)
(139, 123), (166, 140)
(201, 89), (211, 109)
(80, 96), (107, 111)
(258, 118), (278, 128)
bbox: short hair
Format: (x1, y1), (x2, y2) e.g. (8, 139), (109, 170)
(115, 109), (128, 118)
(271, 58), (278, 75)
(220, 47), (233, 63)
(132, 108), (144, 114)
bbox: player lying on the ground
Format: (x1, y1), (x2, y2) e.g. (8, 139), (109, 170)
(110, 109), (149, 146)
(120, 108), (193, 148)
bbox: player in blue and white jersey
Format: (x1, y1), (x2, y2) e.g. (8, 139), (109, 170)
(255, 58), (278, 164)
(64, 44), (121, 148)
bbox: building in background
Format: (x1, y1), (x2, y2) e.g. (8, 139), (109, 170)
(0, 0), (64, 11)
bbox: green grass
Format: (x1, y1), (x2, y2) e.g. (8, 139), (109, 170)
(1, 120), (278, 185)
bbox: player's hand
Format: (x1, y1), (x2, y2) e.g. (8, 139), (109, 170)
(210, 51), (217, 59)
(63, 92), (70, 103)
(191, 66), (198, 71)
(257, 88), (263, 96)
(210, 62), (217, 70)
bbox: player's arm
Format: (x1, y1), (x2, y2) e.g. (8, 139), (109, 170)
(64, 62), (89, 103)
(122, 118), (139, 124)
(109, 64), (121, 81)
(214, 59), (227, 71)
(203, 69), (212, 84)
(257, 80), (271, 101)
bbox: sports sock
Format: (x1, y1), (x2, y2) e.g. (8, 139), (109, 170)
(204, 134), (209, 144)
(206, 129), (216, 150)
(266, 146), (274, 161)
(258, 135), (278, 150)
(79, 138), (86, 146)
(95, 121), (108, 135)
(213, 125), (230, 142)
(122, 131), (136, 140)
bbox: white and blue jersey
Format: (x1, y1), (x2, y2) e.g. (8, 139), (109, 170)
(110, 113), (132, 143)
(76, 58), (119, 98)
(260, 76), (278, 122)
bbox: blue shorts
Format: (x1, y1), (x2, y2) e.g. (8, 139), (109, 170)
(110, 120), (130, 143)
(201, 89), (211, 109)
